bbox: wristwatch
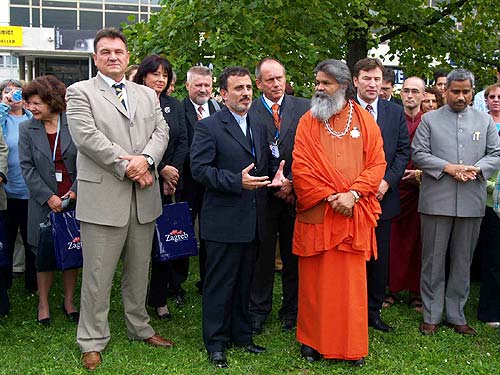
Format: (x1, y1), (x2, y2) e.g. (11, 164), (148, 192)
(143, 154), (155, 170)
(350, 190), (361, 203)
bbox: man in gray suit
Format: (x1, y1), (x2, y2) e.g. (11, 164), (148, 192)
(66, 28), (170, 371)
(412, 68), (500, 336)
(248, 58), (309, 333)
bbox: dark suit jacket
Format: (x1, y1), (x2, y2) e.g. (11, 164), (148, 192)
(249, 95), (309, 181)
(190, 108), (274, 243)
(181, 98), (220, 209)
(375, 99), (410, 220)
(158, 94), (188, 194)
(18, 113), (78, 247)
(389, 96), (403, 106)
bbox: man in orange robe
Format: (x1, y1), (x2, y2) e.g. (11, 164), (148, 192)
(292, 59), (386, 366)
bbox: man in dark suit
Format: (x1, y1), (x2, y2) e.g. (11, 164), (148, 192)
(248, 58), (309, 333)
(190, 66), (283, 368)
(353, 58), (410, 332)
(380, 67), (403, 106)
(181, 66), (221, 296)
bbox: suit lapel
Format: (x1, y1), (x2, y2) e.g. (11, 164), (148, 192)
(278, 95), (294, 144)
(376, 100), (388, 130)
(96, 75), (129, 119)
(248, 115), (261, 164)
(59, 113), (71, 155)
(125, 81), (137, 121)
(30, 120), (52, 162)
(222, 110), (253, 155)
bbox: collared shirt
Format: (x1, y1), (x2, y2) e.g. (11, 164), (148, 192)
(357, 95), (379, 122)
(229, 110), (249, 136)
(190, 99), (210, 119)
(473, 90), (488, 113)
(262, 94), (284, 110)
(98, 71), (129, 114)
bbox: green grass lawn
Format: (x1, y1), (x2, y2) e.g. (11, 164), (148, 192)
(0, 258), (498, 375)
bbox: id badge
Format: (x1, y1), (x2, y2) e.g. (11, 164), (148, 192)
(270, 140), (280, 158)
(55, 170), (63, 182)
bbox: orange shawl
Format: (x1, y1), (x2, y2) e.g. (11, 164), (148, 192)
(292, 100), (386, 260)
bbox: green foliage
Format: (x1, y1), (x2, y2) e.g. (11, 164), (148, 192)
(0, 261), (500, 374)
(123, 0), (499, 97)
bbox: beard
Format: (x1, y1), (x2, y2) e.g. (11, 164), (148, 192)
(310, 89), (347, 121)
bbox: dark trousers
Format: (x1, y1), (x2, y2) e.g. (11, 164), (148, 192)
(203, 240), (256, 352)
(477, 207), (500, 322)
(148, 257), (189, 307)
(249, 196), (297, 323)
(4, 199), (37, 292)
(367, 219), (391, 319)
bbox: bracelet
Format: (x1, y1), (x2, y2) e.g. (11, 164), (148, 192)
(350, 190), (360, 203)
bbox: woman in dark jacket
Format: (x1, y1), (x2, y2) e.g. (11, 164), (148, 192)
(134, 55), (188, 319)
(19, 75), (79, 326)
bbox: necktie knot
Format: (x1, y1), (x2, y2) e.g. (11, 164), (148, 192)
(271, 103), (281, 130)
(365, 104), (375, 117)
(197, 105), (204, 120)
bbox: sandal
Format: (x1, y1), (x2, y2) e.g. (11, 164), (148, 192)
(409, 297), (423, 313)
(382, 294), (396, 309)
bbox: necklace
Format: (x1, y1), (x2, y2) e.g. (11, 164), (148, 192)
(323, 100), (354, 138)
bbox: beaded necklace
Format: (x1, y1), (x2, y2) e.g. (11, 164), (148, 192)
(323, 99), (354, 139)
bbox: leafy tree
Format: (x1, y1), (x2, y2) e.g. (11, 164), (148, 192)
(124, 0), (499, 97)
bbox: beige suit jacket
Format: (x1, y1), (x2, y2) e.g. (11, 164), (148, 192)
(66, 74), (169, 227)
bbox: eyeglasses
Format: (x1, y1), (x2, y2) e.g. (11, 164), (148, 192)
(488, 95), (500, 100)
(401, 88), (421, 95)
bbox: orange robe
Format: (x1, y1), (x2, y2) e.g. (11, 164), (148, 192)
(292, 100), (386, 360)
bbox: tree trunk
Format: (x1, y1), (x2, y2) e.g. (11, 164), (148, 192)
(346, 35), (369, 72)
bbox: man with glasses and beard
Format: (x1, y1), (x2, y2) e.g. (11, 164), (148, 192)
(292, 59), (386, 366)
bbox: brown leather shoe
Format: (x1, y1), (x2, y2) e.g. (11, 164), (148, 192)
(451, 324), (477, 336)
(144, 333), (174, 348)
(419, 322), (438, 335)
(82, 351), (101, 371)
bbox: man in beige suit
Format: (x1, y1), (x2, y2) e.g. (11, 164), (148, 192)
(66, 28), (171, 371)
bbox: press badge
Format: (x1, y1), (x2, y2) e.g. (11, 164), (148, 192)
(270, 140), (280, 158)
(55, 170), (63, 182)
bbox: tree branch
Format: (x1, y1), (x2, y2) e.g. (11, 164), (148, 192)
(379, 0), (470, 43)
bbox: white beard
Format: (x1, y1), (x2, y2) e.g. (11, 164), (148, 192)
(310, 89), (347, 121)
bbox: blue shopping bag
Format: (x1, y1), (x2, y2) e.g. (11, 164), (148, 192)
(49, 210), (83, 270)
(154, 201), (198, 262)
(0, 215), (9, 269)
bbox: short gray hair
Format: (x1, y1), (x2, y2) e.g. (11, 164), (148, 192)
(313, 59), (355, 99)
(186, 66), (212, 82)
(447, 68), (475, 88)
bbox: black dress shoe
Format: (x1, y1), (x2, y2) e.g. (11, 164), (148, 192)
(300, 344), (321, 362)
(282, 318), (296, 331)
(251, 320), (264, 335)
(62, 302), (80, 323)
(37, 308), (51, 327)
(208, 351), (228, 368)
(369, 316), (393, 332)
(243, 343), (266, 354)
(157, 312), (172, 321)
(173, 293), (185, 308)
(350, 358), (365, 366)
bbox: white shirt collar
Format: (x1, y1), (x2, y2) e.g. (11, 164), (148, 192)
(190, 99), (210, 119)
(262, 94), (284, 109)
(357, 95), (379, 121)
(98, 71), (126, 88)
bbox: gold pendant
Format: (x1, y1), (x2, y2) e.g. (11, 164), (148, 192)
(350, 127), (360, 139)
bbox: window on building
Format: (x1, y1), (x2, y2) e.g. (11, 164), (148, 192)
(105, 12), (134, 28)
(10, 7), (30, 27)
(43, 9), (77, 28)
(80, 11), (103, 30)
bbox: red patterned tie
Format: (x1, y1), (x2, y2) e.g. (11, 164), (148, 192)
(272, 103), (281, 131)
(365, 104), (375, 118)
(197, 105), (204, 121)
